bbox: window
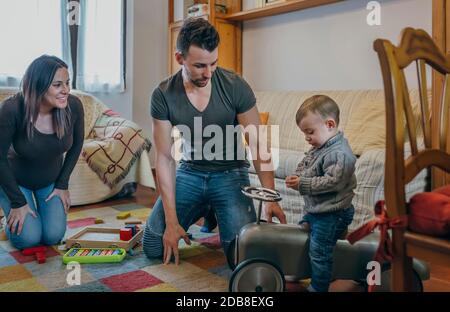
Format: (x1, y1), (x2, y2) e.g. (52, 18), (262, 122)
(0, 0), (125, 93)
(76, 0), (125, 92)
(0, 0), (70, 87)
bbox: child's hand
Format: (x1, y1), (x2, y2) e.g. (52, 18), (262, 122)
(285, 175), (300, 190)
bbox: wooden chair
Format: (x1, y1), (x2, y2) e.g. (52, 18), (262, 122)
(374, 28), (450, 291)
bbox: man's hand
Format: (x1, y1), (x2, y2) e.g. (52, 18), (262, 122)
(163, 223), (191, 265)
(7, 204), (37, 235)
(265, 202), (287, 224)
(46, 188), (71, 213)
(285, 175), (300, 190)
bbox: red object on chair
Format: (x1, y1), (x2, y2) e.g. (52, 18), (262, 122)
(120, 228), (132, 241)
(408, 185), (450, 237)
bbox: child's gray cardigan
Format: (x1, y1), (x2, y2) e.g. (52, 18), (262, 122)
(295, 131), (357, 214)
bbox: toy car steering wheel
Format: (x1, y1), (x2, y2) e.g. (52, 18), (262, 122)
(241, 186), (282, 224)
(241, 186), (281, 202)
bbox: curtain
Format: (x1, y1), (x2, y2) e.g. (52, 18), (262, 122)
(76, 0), (125, 93)
(0, 0), (71, 87)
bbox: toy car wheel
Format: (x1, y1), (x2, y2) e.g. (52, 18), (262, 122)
(226, 239), (236, 270)
(229, 259), (285, 292)
(373, 268), (423, 292)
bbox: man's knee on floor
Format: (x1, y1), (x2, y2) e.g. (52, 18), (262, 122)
(143, 229), (163, 259)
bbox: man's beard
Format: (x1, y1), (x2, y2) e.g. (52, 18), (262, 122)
(191, 77), (209, 87)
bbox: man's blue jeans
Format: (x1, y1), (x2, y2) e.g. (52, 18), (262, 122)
(301, 206), (355, 292)
(143, 163), (256, 259)
(0, 184), (67, 249)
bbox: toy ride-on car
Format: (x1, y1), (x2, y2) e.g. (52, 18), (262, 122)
(228, 186), (429, 292)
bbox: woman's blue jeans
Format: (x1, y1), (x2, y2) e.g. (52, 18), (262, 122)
(143, 163), (256, 259)
(0, 184), (67, 249)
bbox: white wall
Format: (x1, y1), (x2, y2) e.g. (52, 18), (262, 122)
(131, 0), (168, 140)
(242, 0), (432, 91)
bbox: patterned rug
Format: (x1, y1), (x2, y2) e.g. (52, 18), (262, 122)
(0, 203), (231, 292)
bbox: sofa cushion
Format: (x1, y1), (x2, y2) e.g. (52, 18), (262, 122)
(248, 148), (305, 180)
(71, 90), (108, 139)
(344, 97), (385, 156)
(254, 89), (423, 156)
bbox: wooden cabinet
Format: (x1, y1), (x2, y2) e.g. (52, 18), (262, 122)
(168, 0), (347, 76)
(168, 0), (243, 75)
(169, 21), (183, 75)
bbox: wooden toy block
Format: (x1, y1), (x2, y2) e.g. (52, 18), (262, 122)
(116, 212), (131, 220)
(22, 246), (47, 264)
(0, 229), (7, 241)
(22, 246), (47, 256)
(95, 218), (104, 224)
(125, 225), (137, 236)
(124, 220), (142, 225)
(120, 228), (132, 241)
(36, 251), (46, 264)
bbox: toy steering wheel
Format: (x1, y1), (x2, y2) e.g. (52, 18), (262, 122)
(241, 186), (281, 202)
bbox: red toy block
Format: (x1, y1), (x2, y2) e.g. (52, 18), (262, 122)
(120, 228), (132, 241)
(22, 246), (47, 256)
(36, 251), (46, 264)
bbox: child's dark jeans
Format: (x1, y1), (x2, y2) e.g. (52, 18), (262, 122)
(300, 205), (355, 292)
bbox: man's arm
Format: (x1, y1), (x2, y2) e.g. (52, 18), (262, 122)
(237, 106), (286, 224)
(152, 118), (190, 264)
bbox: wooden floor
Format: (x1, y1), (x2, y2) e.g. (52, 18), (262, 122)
(74, 185), (450, 292)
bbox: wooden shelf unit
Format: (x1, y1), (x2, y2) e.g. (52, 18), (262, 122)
(224, 0), (344, 22)
(168, 0), (346, 75)
(168, 0), (243, 75)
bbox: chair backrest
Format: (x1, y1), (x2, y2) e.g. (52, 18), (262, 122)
(374, 27), (450, 217)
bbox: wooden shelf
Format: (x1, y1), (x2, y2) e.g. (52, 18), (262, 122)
(223, 0), (344, 22)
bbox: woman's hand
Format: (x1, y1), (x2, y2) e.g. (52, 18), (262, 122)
(46, 188), (71, 213)
(285, 175), (300, 190)
(7, 204), (37, 235)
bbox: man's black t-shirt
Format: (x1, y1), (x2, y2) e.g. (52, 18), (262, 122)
(151, 67), (256, 171)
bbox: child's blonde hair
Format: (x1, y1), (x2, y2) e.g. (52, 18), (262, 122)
(295, 95), (340, 126)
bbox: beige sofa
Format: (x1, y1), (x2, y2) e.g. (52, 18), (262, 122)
(248, 90), (428, 231)
(0, 87), (155, 206)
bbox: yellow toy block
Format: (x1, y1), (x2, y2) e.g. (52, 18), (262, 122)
(116, 212), (131, 220)
(95, 218), (104, 224)
(0, 229), (7, 241)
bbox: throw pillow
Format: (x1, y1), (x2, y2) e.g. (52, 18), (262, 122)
(408, 185), (450, 237)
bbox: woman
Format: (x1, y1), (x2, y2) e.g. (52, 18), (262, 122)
(0, 55), (84, 249)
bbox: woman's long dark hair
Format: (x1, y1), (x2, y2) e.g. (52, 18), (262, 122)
(21, 55), (71, 140)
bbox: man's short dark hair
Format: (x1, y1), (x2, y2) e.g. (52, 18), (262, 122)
(176, 18), (220, 57)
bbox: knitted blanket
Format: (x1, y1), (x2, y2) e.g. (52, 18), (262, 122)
(82, 113), (151, 187)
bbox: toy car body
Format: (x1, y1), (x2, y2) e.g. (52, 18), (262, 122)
(228, 187), (430, 292)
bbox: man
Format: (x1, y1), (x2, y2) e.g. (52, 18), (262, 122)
(143, 18), (286, 265)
